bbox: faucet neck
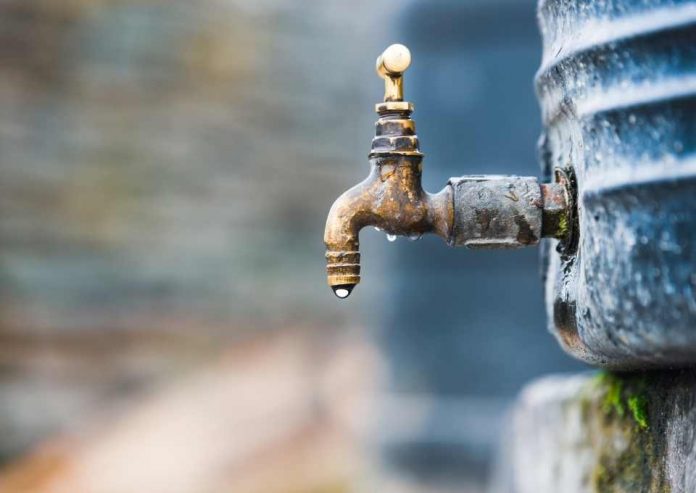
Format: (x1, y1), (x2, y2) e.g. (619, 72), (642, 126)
(371, 44), (421, 158)
(369, 106), (422, 158)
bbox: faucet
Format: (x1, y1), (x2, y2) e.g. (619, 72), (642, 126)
(324, 44), (574, 299)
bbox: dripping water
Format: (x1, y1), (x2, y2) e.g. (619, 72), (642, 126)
(332, 284), (355, 299)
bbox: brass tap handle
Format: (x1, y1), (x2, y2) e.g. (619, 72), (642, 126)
(376, 44), (411, 103)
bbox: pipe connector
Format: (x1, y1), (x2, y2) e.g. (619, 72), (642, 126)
(323, 45), (574, 298)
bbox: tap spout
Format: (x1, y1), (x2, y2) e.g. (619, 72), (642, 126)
(324, 154), (452, 297)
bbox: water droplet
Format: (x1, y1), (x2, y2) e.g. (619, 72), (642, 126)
(408, 234), (422, 241)
(332, 284), (354, 299)
(386, 234), (397, 242)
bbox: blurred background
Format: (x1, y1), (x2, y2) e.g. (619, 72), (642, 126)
(0, 0), (584, 492)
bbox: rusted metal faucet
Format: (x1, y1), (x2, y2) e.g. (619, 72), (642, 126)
(324, 44), (574, 299)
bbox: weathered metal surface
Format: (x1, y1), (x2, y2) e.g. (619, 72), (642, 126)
(449, 176), (543, 248)
(537, 0), (696, 367)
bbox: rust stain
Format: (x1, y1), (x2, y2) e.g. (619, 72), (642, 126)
(514, 214), (538, 245)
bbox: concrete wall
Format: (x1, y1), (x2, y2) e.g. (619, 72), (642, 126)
(498, 371), (696, 493)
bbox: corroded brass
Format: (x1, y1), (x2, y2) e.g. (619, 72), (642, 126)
(324, 45), (573, 298)
(324, 105), (452, 295)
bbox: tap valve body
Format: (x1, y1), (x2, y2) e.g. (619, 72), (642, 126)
(324, 45), (573, 298)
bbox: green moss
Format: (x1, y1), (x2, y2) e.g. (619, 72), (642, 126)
(594, 372), (649, 429)
(556, 212), (569, 238)
(592, 462), (608, 488)
(628, 395), (649, 430)
(601, 374), (626, 418)
(587, 372), (668, 493)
